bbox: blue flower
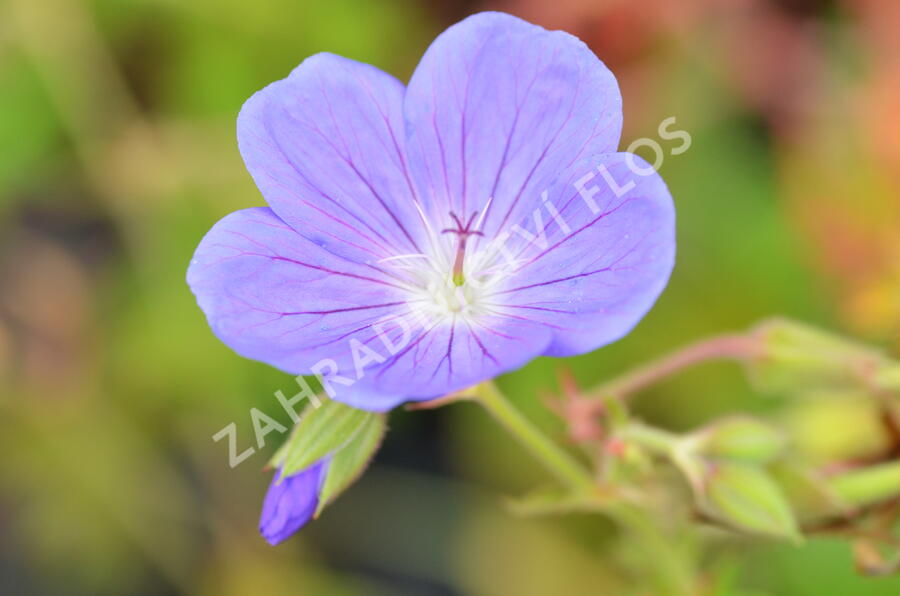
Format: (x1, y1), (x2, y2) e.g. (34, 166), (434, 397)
(188, 12), (675, 412)
(259, 462), (326, 545)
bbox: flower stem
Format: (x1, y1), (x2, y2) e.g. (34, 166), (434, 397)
(474, 382), (594, 493)
(586, 333), (761, 405)
(616, 422), (682, 456)
(474, 383), (695, 594)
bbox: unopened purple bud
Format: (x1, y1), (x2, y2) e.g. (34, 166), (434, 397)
(259, 461), (326, 545)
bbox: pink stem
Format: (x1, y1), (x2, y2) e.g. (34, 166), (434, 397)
(584, 333), (762, 410)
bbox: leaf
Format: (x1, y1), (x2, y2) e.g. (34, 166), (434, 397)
(704, 463), (801, 542)
(280, 399), (372, 475)
(315, 414), (386, 515)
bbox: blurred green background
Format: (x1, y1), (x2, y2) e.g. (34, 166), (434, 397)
(2, 0), (900, 594)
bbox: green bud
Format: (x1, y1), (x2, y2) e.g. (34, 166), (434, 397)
(783, 392), (886, 463)
(703, 463), (801, 542)
(747, 318), (887, 395)
(695, 416), (785, 464)
(768, 460), (850, 520)
(827, 460), (900, 509)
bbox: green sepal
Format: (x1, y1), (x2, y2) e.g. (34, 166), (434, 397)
(280, 399), (372, 476)
(267, 424), (298, 470)
(315, 413), (386, 516)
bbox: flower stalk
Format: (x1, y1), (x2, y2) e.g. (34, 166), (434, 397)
(474, 384), (696, 594)
(474, 382), (595, 493)
(587, 333), (762, 403)
(616, 422), (684, 456)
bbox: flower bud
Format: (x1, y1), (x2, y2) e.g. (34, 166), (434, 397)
(695, 416), (785, 463)
(702, 463), (800, 542)
(747, 318), (886, 394)
(260, 462), (326, 545)
(784, 392), (886, 463)
(261, 400), (386, 544)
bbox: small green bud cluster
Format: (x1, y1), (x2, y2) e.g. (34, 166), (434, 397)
(589, 318), (900, 561)
(686, 417), (799, 541)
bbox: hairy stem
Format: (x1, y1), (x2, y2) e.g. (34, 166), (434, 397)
(474, 382), (594, 493)
(586, 333), (761, 406)
(616, 422), (683, 455)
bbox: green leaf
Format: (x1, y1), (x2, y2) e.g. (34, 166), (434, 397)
(704, 463), (801, 542)
(316, 414), (386, 515)
(281, 399), (371, 475)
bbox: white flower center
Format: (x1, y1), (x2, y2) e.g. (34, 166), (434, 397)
(380, 207), (512, 326)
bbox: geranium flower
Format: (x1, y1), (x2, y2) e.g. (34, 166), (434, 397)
(188, 11), (676, 411)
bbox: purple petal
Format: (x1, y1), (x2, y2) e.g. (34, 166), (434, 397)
(187, 207), (407, 375)
(323, 383), (411, 412)
(351, 314), (553, 404)
(259, 462), (326, 545)
(404, 12), (622, 239)
(495, 153), (676, 356)
(237, 53), (424, 264)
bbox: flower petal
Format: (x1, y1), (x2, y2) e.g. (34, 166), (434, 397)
(493, 153), (675, 356)
(404, 12), (622, 239)
(187, 207), (408, 375)
(323, 383), (411, 412)
(351, 314), (552, 403)
(238, 53), (424, 264)
(259, 462), (326, 545)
